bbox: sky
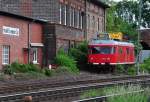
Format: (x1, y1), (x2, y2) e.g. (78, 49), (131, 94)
(115, 0), (122, 1)
(113, 0), (137, 2)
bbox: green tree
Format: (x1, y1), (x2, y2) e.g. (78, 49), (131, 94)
(142, 0), (150, 27)
(106, 5), (138, 40)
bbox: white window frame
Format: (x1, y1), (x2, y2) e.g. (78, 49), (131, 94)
(80, 12), (83, 29)
(77, 10), (79, 28)
(64, 5), (67, 25)
(2, 45), (10, 65)
(33, 48), (38, 64)
(69, 7), (72, 26)
(73, 8), (75, 27)
(59, 4), (62, 24)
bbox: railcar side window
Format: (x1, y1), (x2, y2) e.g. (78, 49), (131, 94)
(91, 46), (114, 54)
(126, 48), (129, 54)
(119, 47), (123, 54)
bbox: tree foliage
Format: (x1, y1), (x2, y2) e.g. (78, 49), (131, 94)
(142, 0), (150, 27)
(106, 3), (138, 40)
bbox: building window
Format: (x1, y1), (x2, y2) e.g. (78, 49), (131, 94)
(59, 4), (62, 24)
(64, 5), (67, 25)
(74, 10), (77, 27)
(87, 14), (90, 29)
(2, 45), (10, 65)
(93, 16), (95, 29)
(33, 48), (38, 64)
(98, 18), (100, 31)
(71, 7), (75, 27)
(69, 7), (72, 26)
(77, 10), (79, 28)
(60, 3), (66, 25)
(66, 5), (70, 26)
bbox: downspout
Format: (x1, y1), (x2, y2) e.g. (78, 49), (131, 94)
(28, 20), (35, 64)
(28, 22), (31, 64)
(84, 0), (87, 41)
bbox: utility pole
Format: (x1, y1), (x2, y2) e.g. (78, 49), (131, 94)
(137, 0), (142, 75)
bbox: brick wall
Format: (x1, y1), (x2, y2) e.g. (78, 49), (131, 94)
(0, 15), (43, 68)
(86, 1), (106, 41)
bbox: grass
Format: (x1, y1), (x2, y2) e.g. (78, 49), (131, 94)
(80, 85), (150, 102)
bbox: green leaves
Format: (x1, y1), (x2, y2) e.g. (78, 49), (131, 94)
(106, 1), (137, 40)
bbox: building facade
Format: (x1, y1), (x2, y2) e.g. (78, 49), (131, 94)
(0, 11), (45, 68)
(86, 0), (108, 41)
(0, 0), (108, 66)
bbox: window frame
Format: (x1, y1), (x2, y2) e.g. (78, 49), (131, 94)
(33, 48), (38, 64)
(2, 45), (10, 65)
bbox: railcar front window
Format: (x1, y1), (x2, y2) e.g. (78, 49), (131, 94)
(91, 46), (114, 54)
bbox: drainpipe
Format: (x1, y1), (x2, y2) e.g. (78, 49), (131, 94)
(28, 22), (31, 64)
(84, 0), (87, 41)
(28, 20), (36, 64)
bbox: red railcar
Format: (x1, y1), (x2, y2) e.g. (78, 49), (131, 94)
(88, 40), (135, 65)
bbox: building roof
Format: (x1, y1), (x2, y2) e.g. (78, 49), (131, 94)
(89, 40), (134, 47)
(88, 0), (110, 8)
(0, 10), (48, 23)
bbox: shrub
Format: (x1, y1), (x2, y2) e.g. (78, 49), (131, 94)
(11, 62), (29, 73)
(54, 50), (79, 74)
(69, 41), (88, 68)
(3, 65), (14, 75)
(3, 62), (41, 74)
(27, 63), (41, 72)
(140, 58), (150, 73)
(116, 64), (125, 73)
(127, 66), (136, 75)
(55, 66), (68, 73)
(43, 69), (53, 76)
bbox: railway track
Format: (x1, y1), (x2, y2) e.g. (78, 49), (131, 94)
(0, 75), (150, 102)
(0, 74), (149, 95)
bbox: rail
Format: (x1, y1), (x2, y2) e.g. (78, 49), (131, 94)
(0, 75), (149, 101)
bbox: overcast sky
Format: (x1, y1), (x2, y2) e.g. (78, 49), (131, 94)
(113, 0), (137, 2)
(114, 0), (123, 2)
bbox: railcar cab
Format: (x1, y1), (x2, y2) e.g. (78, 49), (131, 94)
(88, 40), (135, 65)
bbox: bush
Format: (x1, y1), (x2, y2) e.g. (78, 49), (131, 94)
(55, 66), (75, 75)
(127, 66), (136, 75)
(116, 64), (136, 75)
(3, 65), (14, 75)
(54, 49), (79, 74)
(43, 69), (53, 76)
(11, 62), (29, 73)
(116, 64), (125, 73)
(3, 62), (41, 75)
(140, 58), (150, 73)
(69, 41), (88, 68)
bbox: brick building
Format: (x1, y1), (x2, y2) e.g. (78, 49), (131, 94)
(140, 29), (150, 50)
(86, 0), (108, 41)
(0, 11), (45, 68)
(0, 0), (108, 65)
